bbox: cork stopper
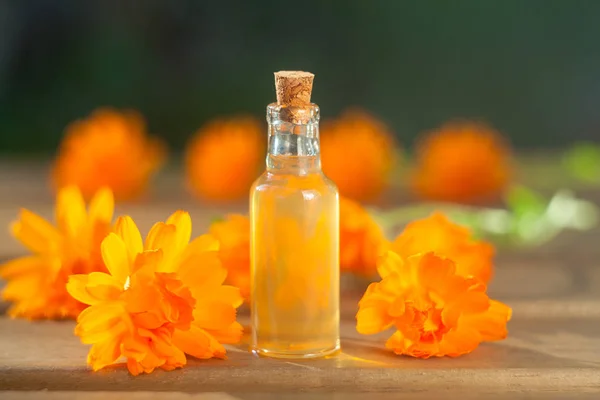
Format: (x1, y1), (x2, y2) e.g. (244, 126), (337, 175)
(274, 71), (314, 106)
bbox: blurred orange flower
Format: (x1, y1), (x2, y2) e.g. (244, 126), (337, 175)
(356, 251), (511, 358)
(391, 212), (494, 283)
(339, 197), (388, 276)
(0, 186), (113, 319)
(67, 211), (243, 375)
(209, 214), (251, 300)
(321, 110), (398, 202)
(52, 108), (166, 201)
(412, 121), (511, 204)
(186, 116), (265, 201)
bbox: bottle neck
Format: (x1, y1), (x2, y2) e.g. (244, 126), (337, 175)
(266, 103), (321, 175)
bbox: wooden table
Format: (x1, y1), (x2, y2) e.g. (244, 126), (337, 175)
(1, 161), (599, 399)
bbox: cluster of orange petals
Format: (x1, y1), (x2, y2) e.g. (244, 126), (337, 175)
(412, 121), (512, 204)
(321, 110), (398, 202)
(67, 211), (243, 375)
(209, 215), (251, 300)
(357, 213), (510, 358)
(391, 212), (494, 283)
(185, 116), (265, 201)
(339, 197), (388, 276)
(1, 186), (113, 319)
(52, 108), (166, 201)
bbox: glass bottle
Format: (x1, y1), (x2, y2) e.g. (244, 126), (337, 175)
(250, 101), (340, 358)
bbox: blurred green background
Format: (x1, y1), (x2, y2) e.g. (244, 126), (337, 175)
(1, 0), (600, 154)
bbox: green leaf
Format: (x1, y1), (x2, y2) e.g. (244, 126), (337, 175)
(562, 143), (600, 184)
(505, 185), (546, 218)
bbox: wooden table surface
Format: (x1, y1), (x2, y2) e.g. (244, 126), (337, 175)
(1, 161), (599, 399)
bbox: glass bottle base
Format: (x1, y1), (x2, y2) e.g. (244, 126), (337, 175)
(251, 342), (341, 359)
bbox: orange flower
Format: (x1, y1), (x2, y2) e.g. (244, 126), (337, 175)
(52, 108), (166, 201)
(391, 212), (494, 283)
(339, 197), (388, 276)
(321, 109), (398, 202)
(185, 116), (265, 201)
(0, 186), (113, 319)
(67, 211), (243, 375)
(356, 251), (511, 358)
(412, 121), (511, 204)
(209, 214), (251, 300)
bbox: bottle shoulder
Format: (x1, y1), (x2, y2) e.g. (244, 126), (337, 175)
(251, 171), (338, 196)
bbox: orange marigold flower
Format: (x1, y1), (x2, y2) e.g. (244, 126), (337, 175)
(209, 214), (251, 300)
(67, 211), (243, 375)
(356, 251), (511, 358)
(339, 197), (388, 276)
(0, 186), (113, 319)
(185, 116), (265, 201)
(52, 108), (166, 201)
(391, 212), (494, 283)
(412, 121), (512, 204)
(321, 109), (398, 202)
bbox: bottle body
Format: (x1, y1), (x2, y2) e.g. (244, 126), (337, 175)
(250, 104), (340, 358)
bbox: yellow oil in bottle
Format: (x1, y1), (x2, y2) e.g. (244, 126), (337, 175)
(250, 78), (340, 358)
(251, 155), (339, 358)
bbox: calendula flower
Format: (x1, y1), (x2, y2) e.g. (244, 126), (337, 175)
(209, 214), (251, 300)
(0, 186), (113, 319)
(412, 121), (511, 204)
(339, 197), (388, 276)
(67, 211), (243, 375)
(321, 109), (398, 202)
(356, 251), (511, 358)
(391, 212), (494, 283)
(53, 108), (166, 201)
(185, 116), (265, 201)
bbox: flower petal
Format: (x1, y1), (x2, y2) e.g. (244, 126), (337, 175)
(3, 274), (44, 302)
(166, 210), (192, 253)
(356, 305), (394, 335)
(88, 187), (114, 224)
(56, 186), (87, 237)
(178, 251), (226, 300)
(416, 253), (456, 291)
(67, 274), (98, 305)
(123, 334), (150, 362)
(385, 330), (414, 355)
(115, 216), (143, 264)
(438, 325), (483, 357)
(183, 234), (220, 257)
(145, 222), (176, 251)
(461, 300), (511, 342)
(204, 321), (243, 344)
(87, 338), (122, 372)
(67, 272), (121, 306)
(138, 346), (165, 373)
(212, 285), (243, 308)
(132, 249), (163, 276)
(0, 256), (44, 279)
(11, 209), (60, 254)
(173, 325), (226, 360)
(162, 346), (186, 371)
(76, 302), (126, 332)
(101, 233), (130, 284)
(138, 327), (175, 358)
(127, 358), (144, 376)
(144, 222), (178, 272)
(376, 251), (404, 279)
(193, 301), (237, 330)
